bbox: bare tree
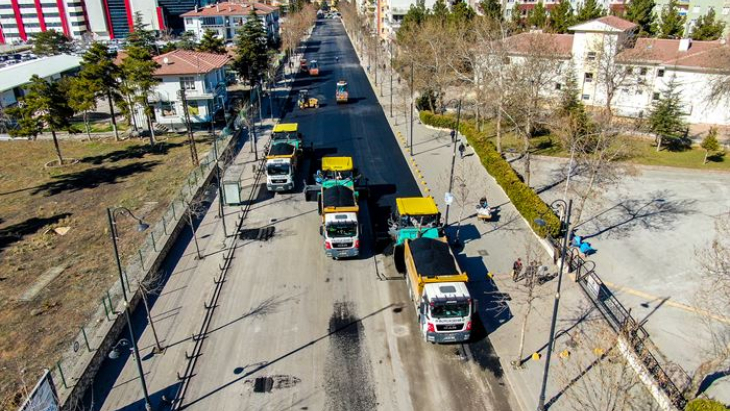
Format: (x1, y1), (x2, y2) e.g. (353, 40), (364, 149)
(184, 198), (208, 260)
(137, 271), (165, 354)
(689, 211), (730, 398)
(447, 161), (478, 243)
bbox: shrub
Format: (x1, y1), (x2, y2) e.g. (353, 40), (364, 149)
(420, 110), (561, 237)
(685, 399), (729, 411)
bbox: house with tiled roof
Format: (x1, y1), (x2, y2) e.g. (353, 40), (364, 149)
(498, 16), (730, 125)
(182, 1), (280, 44)
(123, 50), (231, 129)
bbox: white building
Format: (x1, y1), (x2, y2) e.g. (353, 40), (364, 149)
(499, 16), (730, 125)
(181, 2), (280, 44)
(129, 50), (230, 129)
(377, 0), (438, 40)
(0, 54), (81, 108)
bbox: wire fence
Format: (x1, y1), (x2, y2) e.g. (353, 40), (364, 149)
(48, 125), (237, 406)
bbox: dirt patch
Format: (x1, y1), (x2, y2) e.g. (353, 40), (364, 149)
(0, 135), (212, 407)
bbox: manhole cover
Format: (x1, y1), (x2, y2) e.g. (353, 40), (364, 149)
(478, 249), (489, 256)
(253, 377), (274, 393)
(240, 227), (275, 241)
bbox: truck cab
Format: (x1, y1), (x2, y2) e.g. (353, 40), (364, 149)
(265, 143), (297, 192)
(390, 197), (443, 245)
(404, 236), (472, 343)
(317, 156), (356, 189)
(271, 123), (302, 150)
(319, 184), (360, 259)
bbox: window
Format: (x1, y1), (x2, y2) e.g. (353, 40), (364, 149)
(640, 67), (648, 75)
(625, 66), (633, 74)
(657, 69), (665, 77)
(555, 83), (562, 90)
(692, 5), (700, 13)
(180, 76), (196, 90)
(185, 18), (192, 24)
(652, 92), (660, 101)
(160, 101), (177, 117)
(636, 89), (643, 95)
(582, 94), (590, 100)
(587, 51), (597, 60)
(584, 72), (593, 83)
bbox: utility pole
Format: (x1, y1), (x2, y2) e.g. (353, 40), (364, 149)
(409, 61), (414, 156)
(389, 41), (393, 118)
(444, 99), (461, 227)
(179, 87), (199, 166)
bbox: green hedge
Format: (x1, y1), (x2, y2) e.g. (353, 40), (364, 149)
(420, 110), (561, 237)
(686, 399), (730, 411)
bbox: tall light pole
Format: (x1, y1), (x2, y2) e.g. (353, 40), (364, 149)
(389, 41), (393, 118)
(106, 207), (153, 411)
(535, 199), (573, 411)
(409, 61), (414, 156)
(443, 98), (462, 227)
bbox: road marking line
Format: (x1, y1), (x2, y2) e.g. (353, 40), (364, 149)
(602, 280), (730, 324)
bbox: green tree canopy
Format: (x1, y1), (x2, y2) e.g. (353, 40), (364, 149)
(549, 0), (574, 33)
(160, 42), (177, 53)
(31, 29), (71, 56)
(62, 76), (98, 138)
(198, 29), (227, 54)
(479, 0), (502, 21)
(234, 11), (270, 84)
(7, 75), (74, 163)
(432, 0), (449, 21)
(691, 8), (726, 40)
(178, 31), (197, 50)
(576, 0), (606, 23)
(398, 0), (428, 41)
(624, 0), (655, 36)
(450, 0), (476, 23)
(80, 42), (122, 139)
(527, 2), (548, 28)
(656, 0), (686, 38)
(126, 11), (157, 53)
(648, 76), (687, 150)
(120, 44), (160, 145)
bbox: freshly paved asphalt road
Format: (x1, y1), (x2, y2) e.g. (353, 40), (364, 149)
(90, 19), (515, 411)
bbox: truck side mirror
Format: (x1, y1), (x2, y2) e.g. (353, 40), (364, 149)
(319, 226), (323, 236)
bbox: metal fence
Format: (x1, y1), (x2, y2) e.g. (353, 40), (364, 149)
(47, 125), (238, 405)
(564, 247), (690, 409)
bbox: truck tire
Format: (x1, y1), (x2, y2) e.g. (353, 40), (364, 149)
(394, 244), (405, 274)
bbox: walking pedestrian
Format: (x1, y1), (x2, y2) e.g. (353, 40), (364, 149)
(512, 258), (523, 282)
(450, 129), (456, 142)
(458, 142), (466, 159)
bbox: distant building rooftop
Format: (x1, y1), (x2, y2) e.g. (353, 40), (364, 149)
(0, 54), (82, 92)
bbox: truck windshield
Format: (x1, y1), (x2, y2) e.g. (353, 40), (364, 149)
(326, 222), (357, 238)
(272, 132), (295, 141)
(324, 170), (353, 180)
(400, 214), (439, 228)
(267, 163), (290, 176)
(431, 303), (470, 319)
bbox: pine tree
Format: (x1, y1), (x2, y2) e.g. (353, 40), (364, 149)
(691, 8), (726, 40)
(511, 6), (525, 29)
(398, 0), (428, 41)
(625, 0), (655, 36)
(120, 45), (160, 145)
(432, 0), (449, 21)
(32, 29), (72, 56)
(451, 0), (476, 23)
(7, 76), (74, 164)
(160, 42), (177, 53)
(80, 42), (122, 140)
(576, 0), (606, 23)
(198, 29), (227, 54)
(700, 128), (720, 164)
(62, 76), (98, 139)
(648, 76), (687, 151)
(479, 0), (503, 21)
(656, 0), (685, 39)
(178, 31), (197, 50)
(527, 2), (548, 28)
(549, 0), (574, 33)
(126, 11), (156, 53)
(234, 11), (270, 85)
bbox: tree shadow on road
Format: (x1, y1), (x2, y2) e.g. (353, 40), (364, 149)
(577, 190), (697, 240)
(31, 161), (160, 197)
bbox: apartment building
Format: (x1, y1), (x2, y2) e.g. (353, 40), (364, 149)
(503, 0), (628, 20)
(0, 0), (90, 43)
(181, 2), (280, 43)
(376, 0), (439, 40)
(654, 0), (730, 36)
(499, 16), (730, 125)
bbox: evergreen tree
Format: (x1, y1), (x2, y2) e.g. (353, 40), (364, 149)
(178, 31), (197, 50)
(7, 76), (74, 164)
(32, 29), (71, 56)
(432, 0), (449, 21)
(559, 69), (591, 134)
(527, 2), (548, 28)
(576, 0), (605, 23)
(549, 0), (574, 33)
(62, 76), (98, 139)
(399, 0), (428, 39)
(691, 8), (726, 40)
(700, 128), (720, 164)
(479, 0), (503, 21)
(511, 6), (525, 29)
(656, 0), (685, 38)
(625, 0), (655, 36)
(648, 76), (687, 151)
(160, 42), (177, 53)
(198, 29), (227, 54)
(126, 11), (156, 53)
(79, 42), (122, 140)
(120, 44), (160, 145)
(234, 11), (270, 85)
(451, 0), (476, 22)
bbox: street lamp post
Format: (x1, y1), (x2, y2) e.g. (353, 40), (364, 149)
(389, 41), (393, 118)
(106, 207), (153, 411)
(535, 199), (573, 411)
(212, 135), (228, 238)
(409, 62), (414, 156)
(443, 99), (462, 227)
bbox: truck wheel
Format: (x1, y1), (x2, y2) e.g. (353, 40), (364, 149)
(394, 245), (405, 273)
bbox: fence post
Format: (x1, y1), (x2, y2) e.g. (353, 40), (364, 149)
(172, 201), (177, 220)
(162, 215), (168, 235)
(150, 232), (158, 252)
(106, 290), (115, 314)
(80, 327), (92, 352)
(138, 250), (146, 271)
(102, 297), (111, 320)
(56, 361), (68, 389)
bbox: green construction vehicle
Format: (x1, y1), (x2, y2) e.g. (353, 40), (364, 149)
(389, 197), (444, 272)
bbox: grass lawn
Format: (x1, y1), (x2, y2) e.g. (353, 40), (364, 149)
(0, 134), (212, 406)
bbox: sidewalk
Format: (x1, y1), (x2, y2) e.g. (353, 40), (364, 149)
(348, 33), (633, 411)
